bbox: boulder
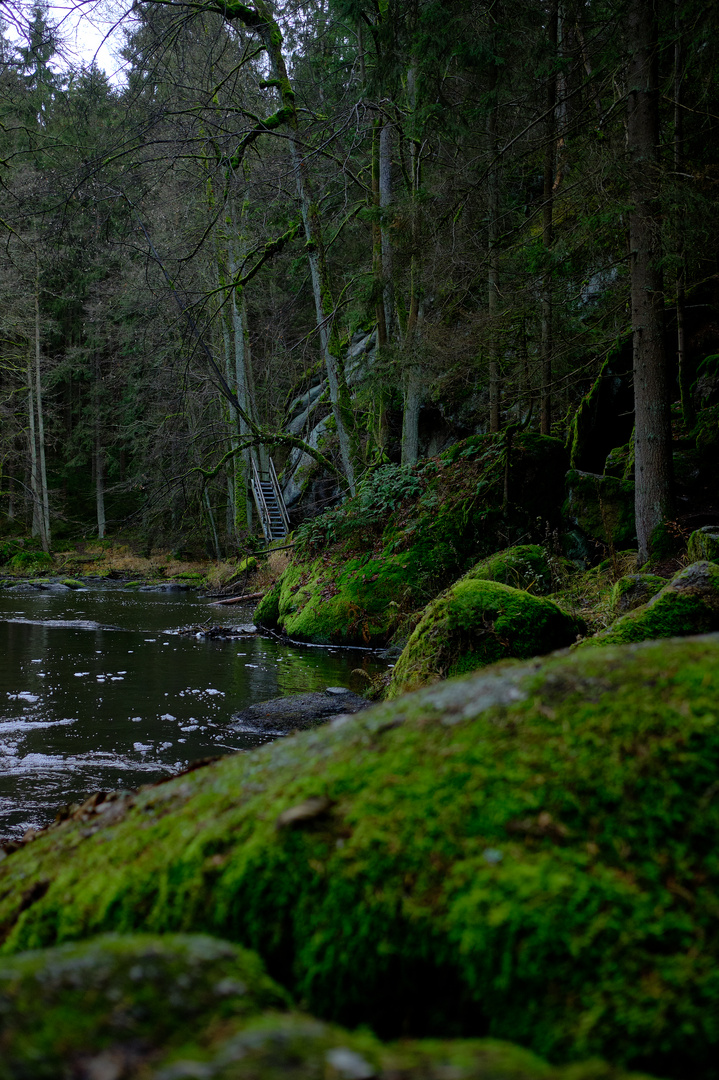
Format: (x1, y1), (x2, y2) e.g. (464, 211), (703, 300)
(0, 637), (718, 1075)
(467, 544), (554, 594)
(564, 470), (636, 551)
(687, 525), (719, 562)
(587, 561), (719, 645)
(231, 688), (370, 732)
(386, 577), (584, 698)
(0, 637), (717, 1076)
(608, 573), (666, 614)
(0, 935), (655, 1080)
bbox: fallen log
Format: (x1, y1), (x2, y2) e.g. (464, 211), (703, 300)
(210, 590), (265, 606)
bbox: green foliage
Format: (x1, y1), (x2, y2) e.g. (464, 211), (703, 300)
(0, 639), (718, 1076)
(7, 550), (53, 574)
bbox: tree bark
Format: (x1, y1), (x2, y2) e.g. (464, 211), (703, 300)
(674, 0), (693, 429)
(401, 67), (423, 465)
(540, 1), (558, 436)
(487, 45), (501, 434)
(627, 0), (673, 563)
(34, 266), (50, 550)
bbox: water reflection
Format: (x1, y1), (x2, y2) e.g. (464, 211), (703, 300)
(0, 582), (385, 838)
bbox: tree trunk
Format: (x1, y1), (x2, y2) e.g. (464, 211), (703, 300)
(401, 68), (423, 466)
(379, 119), (395, 340)
(26, 357), (42, 541)
(254, 4), (357, 494)
(627, 0), (673, 562)
(540, 1), (559, 436)
(487, 49), (501, 434)
(34, 268), (50, 550)
(674, 0), (694, 429)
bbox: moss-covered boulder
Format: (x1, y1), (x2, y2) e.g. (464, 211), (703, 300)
(587, 561), (719, 646)
(0, 933), (287, 1075)
(608, 573), (666, 614)
(466, 544), (554, 594)
(254, 553), (422, 646)
(2, 636), (715, 1074)
(688, 526), (719, 563)
(0, 936), (655, 1080)
(564, 470), (636, 551)
(386, 577), (583, 698)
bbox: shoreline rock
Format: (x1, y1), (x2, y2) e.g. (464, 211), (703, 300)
(231, 687), (370, 732)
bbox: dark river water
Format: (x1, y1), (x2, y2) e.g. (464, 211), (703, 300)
(0, 581), (386, 839)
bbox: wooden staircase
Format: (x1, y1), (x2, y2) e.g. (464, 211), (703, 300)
(251, 457), (290, 543)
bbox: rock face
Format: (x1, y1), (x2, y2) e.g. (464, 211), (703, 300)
(231, 688), (370, 732)
(1, 636), (714, 1075)
(0, 934), (654, 1080)
(564, 469), (636, 551)
(588, 561), (719, 645)
(386, 576), (584, 698)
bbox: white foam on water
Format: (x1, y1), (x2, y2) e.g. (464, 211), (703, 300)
(74, 672), (90, 677)
(160, 713), (176, 721)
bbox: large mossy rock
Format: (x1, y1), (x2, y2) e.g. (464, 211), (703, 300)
(386, 577), (583, 698)
(1, 638), (718, 1075)
(254, 553), (422, 645)
(564, 470), (636, 551)
(587, 561), (719, 646)
(0, 936), (655, 1080)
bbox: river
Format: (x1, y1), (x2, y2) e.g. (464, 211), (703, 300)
(0, 580), (386, 839)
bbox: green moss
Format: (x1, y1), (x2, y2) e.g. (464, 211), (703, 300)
(687, 527), (719, 563)
(7, 550), (53, 575)
(60, 578), (84, 589)
(585, 561), (719, 646)
(608, 574), (665, 614)
(0, 638), (717, 1075)
(262, 553), (422, 645)
(467, 545), (554, 594)
(254, 578), (282, 627)
(387, 578), (584, 697)
(0, 935), (655, 1080)
(564, 471), (635, 550)
(0, 933), (287, 1073)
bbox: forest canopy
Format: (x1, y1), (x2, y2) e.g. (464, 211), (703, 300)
(1, 0), (718, 561)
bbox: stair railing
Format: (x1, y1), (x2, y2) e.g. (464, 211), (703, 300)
(250, 456), (272, 542)
(268, 457), (291, 536)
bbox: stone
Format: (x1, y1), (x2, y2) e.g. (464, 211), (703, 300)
(608, 573), (666, 614)
(564, 469), (636, 551)
(687, 525), (719, 563)
(231, 689), (370, 732)
(386, 577), (584, 698)
(586, 560), (719, 645)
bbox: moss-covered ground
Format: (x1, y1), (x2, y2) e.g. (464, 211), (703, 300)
(1, 637), (718, 1077)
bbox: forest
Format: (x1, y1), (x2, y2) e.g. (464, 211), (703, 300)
(1, 0), (717, 564)
(3, 3), (719, 1079)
